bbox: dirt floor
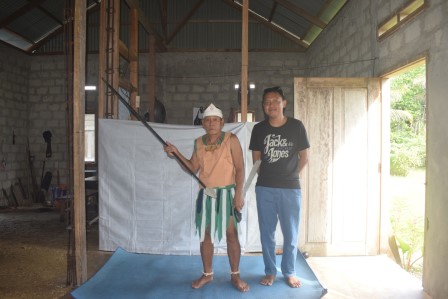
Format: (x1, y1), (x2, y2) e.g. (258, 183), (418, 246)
(0, 204), (110, 299)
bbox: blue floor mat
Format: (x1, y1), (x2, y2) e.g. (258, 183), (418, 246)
(71, 247), (327, 299)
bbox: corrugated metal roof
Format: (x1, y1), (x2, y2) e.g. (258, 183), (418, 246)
(0, 0), (349, 54)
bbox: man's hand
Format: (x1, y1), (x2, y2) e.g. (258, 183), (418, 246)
(163, 141), (178, 157)
(233, 193), (244, 212)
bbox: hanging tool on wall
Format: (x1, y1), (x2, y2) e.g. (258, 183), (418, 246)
(36, 160), (52, 204)
(9, 184), (19, 207)
(102, 78), (217, 198)
(43, 130), (52, 158)
(2, 185), (16, 208)
(26, 140), (39, 202)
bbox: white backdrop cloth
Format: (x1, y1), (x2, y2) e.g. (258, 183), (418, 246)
(98, 119), (285, 255)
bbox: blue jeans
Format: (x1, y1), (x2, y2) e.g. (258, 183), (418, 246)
(255, 186), (302, 277)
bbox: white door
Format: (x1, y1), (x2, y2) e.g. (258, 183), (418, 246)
(295, 78), (381, 256)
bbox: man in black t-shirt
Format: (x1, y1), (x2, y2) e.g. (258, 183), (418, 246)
(249, 86), (310, 288)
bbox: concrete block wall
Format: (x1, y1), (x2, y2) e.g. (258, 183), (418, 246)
(74, 53), (309, 125)
(2, 0), (447, 295)
(1, 50), (309, 200)
(138, 52), (308, 125)
(0, 45), (30, 202)
(28, 55), (71, 189)
(307, 0), (448, 298)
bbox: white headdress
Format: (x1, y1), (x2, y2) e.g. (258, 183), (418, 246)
(202, 104), (223, 119)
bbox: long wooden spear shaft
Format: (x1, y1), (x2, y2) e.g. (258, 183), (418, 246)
(102, 79), (216, 198)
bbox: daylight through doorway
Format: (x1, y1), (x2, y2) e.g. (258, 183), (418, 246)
(386, 60), (426, 281)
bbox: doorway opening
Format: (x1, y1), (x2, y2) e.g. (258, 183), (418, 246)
(383, 59), (426, 281)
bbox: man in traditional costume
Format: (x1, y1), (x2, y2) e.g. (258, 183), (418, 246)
(163, 104), (249, 292)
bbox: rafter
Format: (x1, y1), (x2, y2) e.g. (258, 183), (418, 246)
(39, 5), (64, 26)
(275, 0), (326, 29)
(0, 0), (47, 29)
(28, 4), (101, 53)
(222, 0), (309, 49)
(160, 0), (168, 40)
(166, 0), (206, 45)
(268, 1), (278, 22)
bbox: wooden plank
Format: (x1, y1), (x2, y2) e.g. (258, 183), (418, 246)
(306, 87), (332, 243)
(305, 78), (369, 88)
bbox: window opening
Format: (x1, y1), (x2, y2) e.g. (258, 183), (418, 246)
(378, 0), (427, 40)
(85, 114), (95, 162)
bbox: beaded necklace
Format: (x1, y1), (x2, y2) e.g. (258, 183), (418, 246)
(203, 132), (225, 152)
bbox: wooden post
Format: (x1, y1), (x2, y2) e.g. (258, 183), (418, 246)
(130, 8), (139, 118)
(73, 0), (87, 285)
(241, 0), (249, 122)
(112, 0), (120, 118)
(148, 36), (156, 122)
(99, 0), (120, 119)
(98, 0), (106, 119)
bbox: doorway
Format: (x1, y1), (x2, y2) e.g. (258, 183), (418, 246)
(295, 77), (382, 256)
(382, 59), (426, 281)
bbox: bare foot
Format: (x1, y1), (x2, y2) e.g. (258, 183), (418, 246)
(231, 274), (250, 292)
(191, 274), (213, 289)
(259, 274), (275, 286)
(285, 276), (301, 288)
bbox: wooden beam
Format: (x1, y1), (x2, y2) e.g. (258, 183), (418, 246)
(98, 0), (107, 119)
(148, 36), (156, 122)
(112, 0), (120, 118)
(137, 10), (166, 51)
(275, 0), (327, 29)
(166, 0), (205, 44)
(119, 40), (138, 62)
(160, 0), (168, 39)
(28, 3), (100, 54)
(123, 0), (139, 9)
(161, 47), (305, 53)
(73, 0), (87, 285)
(39, 5), (64, 25)
(268, 2), (278, 22)
(240, 0), (248, 122)
(222, 0), (309, 49)
(119, 78), (136, 93)
(122, 0), (165, 52)
(129, 8), (139, 119)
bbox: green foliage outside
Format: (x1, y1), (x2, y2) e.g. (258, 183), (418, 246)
(390, 64), (426, 176)
(389, 180), (424, 276)
(389, 65), (426, 278)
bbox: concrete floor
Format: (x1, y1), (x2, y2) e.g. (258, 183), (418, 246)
(306, 255), (431, 299)
(0, 205), (433, 299)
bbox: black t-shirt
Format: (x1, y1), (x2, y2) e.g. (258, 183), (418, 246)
(249, 118), (309, 189)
